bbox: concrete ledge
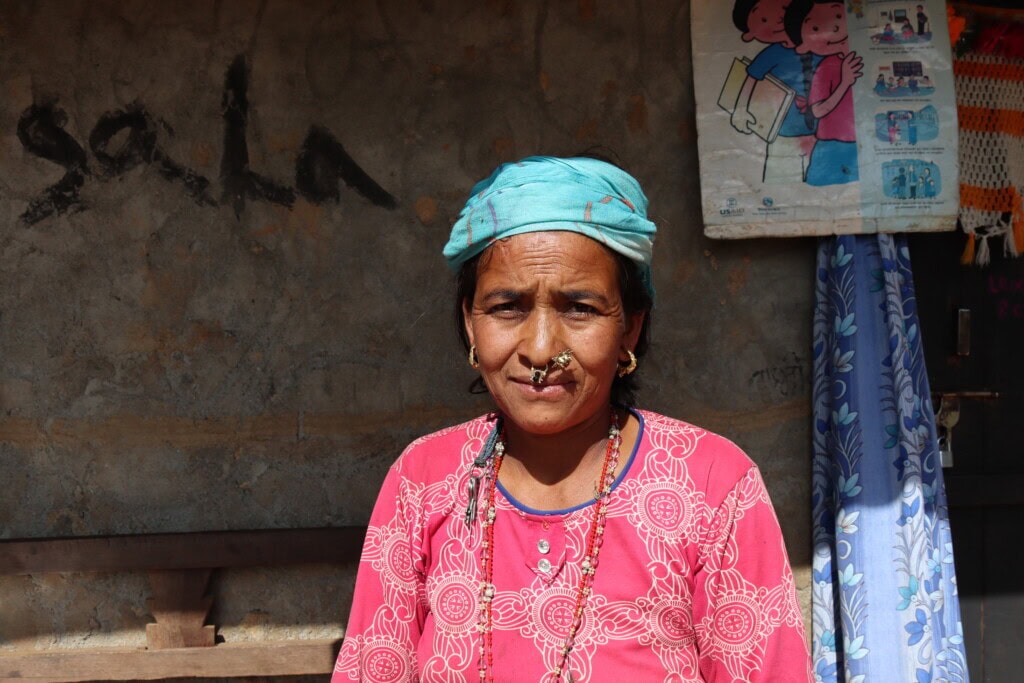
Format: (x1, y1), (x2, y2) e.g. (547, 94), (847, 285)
(0, 639), (342, 681)
(0, 527), (366, 575)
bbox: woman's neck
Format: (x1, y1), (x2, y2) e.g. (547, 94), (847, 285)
(498, 406), (637, 510)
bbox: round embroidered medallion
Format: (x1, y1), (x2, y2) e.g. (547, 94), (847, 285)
(712, 597), (760, 652)
(382, 531), (417, 586)
(639, 482), (691, 538)
(652, 599), (694, 647)
(363, 642), (408, 683)
(532, 588), (593, 644)
(432, 575), (478, 634)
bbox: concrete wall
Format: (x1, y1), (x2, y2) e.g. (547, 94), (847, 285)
(0, 0), (814, 664)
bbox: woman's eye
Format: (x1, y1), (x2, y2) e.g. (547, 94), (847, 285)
(488, 302), (521, 315)
(566, 302), (597, 316)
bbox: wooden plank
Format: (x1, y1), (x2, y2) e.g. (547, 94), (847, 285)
(0, 527), (365, 575)
(0, 405), (467, 449)
(0, 639), (342, 681)
(0, 399), (808, 450)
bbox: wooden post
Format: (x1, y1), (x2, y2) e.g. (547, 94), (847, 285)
(145, 569), (216, 649)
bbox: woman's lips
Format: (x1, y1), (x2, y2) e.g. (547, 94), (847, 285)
(512, 377), (574, 396)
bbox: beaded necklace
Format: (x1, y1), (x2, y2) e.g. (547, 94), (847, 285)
(473, 412), (622, 683)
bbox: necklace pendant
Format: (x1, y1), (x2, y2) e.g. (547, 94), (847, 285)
(465, 475), (480, 527)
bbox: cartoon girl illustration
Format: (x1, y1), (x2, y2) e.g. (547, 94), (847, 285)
(887, 112), (898, 143)
(785, 0), (862, 185)
(901, 19), (915, 40)
(730, 0), (821, 183)
(922, 167), (936, 197)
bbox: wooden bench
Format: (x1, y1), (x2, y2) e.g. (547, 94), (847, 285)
(0, 527), (365, 681)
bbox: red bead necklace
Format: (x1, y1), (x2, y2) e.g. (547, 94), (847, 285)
(475, 412), (622, 683)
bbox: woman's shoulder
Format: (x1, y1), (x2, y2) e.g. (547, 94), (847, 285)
(633, 409), (758, 491)
(392, 413), (498, 476)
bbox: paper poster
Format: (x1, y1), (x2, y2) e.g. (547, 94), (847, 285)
(692, 0), (959, 238)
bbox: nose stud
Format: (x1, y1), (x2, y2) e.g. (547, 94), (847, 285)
(530, 349), (574, 385)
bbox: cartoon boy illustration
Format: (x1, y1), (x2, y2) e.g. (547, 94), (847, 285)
(785, 0), (863, 185)
(894, 167), (907, 198)
(730, 0), (821, 183)
(917, 5), (929, 35)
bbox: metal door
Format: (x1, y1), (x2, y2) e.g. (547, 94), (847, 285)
(910, 229), (1024, 681)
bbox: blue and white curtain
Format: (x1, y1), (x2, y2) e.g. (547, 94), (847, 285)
(811, 234), (969, 683)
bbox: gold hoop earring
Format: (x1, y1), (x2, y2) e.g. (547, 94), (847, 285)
(469, 345), (480, 369)
(617, 349), (637, 377)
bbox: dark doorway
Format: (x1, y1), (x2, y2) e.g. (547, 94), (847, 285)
(910, 229), (1024, 681)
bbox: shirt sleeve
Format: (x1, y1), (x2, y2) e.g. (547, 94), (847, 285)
(333, 461), (425, 683)
(808, 57), (837, 107)
(692, 465), (813, 683)
(745, 45), (779, 81)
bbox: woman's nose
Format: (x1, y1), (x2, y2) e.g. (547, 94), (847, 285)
(519, 309), (562, 369)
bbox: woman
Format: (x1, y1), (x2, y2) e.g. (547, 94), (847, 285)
(334, 156), (812, 682)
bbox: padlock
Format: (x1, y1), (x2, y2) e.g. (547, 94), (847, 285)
(935, 395), (960, 468)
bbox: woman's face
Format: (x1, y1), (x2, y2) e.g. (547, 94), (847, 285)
(463, 232), (643, 436)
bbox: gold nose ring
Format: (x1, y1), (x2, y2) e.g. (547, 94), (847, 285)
(530, 349), (574, 385)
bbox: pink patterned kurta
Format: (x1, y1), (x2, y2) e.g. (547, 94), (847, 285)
(334, 411), (813, 682)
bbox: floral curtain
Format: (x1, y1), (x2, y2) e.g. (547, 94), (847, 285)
(811, 234), (969, 683)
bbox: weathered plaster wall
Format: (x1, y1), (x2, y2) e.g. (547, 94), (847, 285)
(0, 0), (815, 661)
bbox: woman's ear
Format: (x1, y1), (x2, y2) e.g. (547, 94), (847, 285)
(462, 298), (476, 348)
(623, 311), (645, 353)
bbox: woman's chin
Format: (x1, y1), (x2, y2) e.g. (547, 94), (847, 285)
(496, 392), (612, 438)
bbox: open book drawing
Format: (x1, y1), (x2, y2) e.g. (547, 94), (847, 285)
(717, 57), (796, 144)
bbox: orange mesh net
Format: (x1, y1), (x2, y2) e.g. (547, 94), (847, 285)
(953, 6), (1024, 264)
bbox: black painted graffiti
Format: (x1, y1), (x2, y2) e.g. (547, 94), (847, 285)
(17, 54), (398, 226)
(750, 352), (806, 399)
(90, 105), (216, 207)
(17, 103), (89, 224)
(220, 54), (295, 216)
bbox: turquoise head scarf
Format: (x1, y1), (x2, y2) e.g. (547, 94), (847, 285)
(443, 156), (657, 299)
